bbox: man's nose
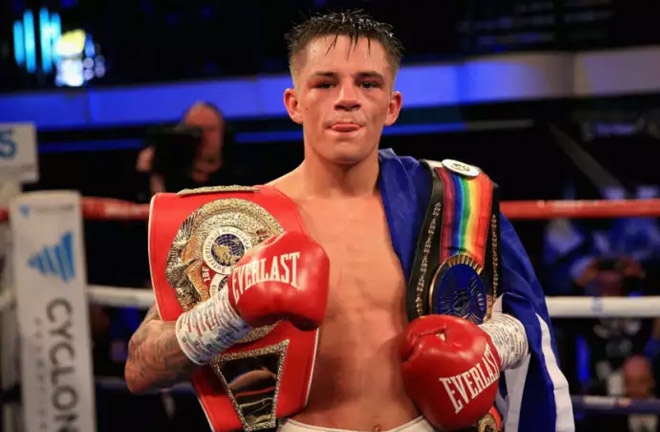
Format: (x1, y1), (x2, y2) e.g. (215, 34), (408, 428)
(335, 83), (360, 111)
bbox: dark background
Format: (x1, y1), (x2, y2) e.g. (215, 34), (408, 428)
(3, 0), (660, 92)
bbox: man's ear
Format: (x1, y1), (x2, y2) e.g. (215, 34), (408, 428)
(284, 88), (303, 124)
(384, 91), (402, 126)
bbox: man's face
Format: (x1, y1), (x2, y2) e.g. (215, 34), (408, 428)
(184, 105), (224, 183)
(284, 35), (402, 165)
(624, 358), (655, 399)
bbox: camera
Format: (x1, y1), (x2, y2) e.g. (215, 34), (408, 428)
(146, 124), (203, 180)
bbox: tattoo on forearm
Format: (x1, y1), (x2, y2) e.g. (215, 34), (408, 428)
(126, 304), (199, 391)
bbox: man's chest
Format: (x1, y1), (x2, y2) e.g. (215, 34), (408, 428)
(298, 200), (406, 312)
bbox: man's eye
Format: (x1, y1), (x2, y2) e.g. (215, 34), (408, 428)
(316, 82), (333, 89)
(361, 82), (379, 89)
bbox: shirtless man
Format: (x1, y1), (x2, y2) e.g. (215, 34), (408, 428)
(126, 10), (574, 432)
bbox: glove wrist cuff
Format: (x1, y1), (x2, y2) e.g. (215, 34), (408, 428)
(175, 288), (251, 365)
(480, 314), (529, 370)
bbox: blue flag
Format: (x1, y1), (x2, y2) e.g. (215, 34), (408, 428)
(377, 148), (574, 432)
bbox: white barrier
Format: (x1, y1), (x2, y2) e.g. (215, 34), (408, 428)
(10, 191), (96, 432)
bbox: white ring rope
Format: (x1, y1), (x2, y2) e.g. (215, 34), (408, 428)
(546, 296), (660, 318)
(87, 285), (155, 309)
(2, 285), (658, 318)
(82, 290), (660, 318)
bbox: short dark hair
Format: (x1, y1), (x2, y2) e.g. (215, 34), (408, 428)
(284, 9), (404, 77)
(181, 101), (223, 123)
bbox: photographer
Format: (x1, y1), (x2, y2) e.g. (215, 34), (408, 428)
(135, 101), (242, 201)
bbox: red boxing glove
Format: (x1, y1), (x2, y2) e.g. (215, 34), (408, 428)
(176, 231), (330, 365)
(400, 315), (502, 431)
(227, 230), (330, 330)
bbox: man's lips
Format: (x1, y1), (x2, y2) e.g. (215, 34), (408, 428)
(330, 123), (361, 132)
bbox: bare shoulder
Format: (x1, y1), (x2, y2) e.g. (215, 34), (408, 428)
(265, 169), (300, 200)
(265, 175), (286, 188)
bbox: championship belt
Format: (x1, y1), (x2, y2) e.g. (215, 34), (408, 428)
(149, 185), (318, 432)
(406, 159), (503, 432)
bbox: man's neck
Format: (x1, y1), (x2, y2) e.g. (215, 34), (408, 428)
(295, 149), (380, 198)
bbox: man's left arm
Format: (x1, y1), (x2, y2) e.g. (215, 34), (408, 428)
(494, 214), (574, 432)
(398, 215), (574, 431)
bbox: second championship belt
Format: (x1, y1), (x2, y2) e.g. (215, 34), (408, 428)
(149, 186), (317, 432)
(406, 159), (502, 432)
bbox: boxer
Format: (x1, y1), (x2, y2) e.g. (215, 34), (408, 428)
(126, 10), (574, 432)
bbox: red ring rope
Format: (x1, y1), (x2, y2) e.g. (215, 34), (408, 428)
(501, 199), (660, 220)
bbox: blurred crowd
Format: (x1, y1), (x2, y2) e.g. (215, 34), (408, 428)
(544, 186), (660, 431)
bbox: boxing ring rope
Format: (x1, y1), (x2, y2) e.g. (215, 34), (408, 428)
(2, 196), (660, 418)
(81, 288), (660, 318)
(5, 284), (660, 318)
(501, 198), (660, 220)
(3, 196), (660, 223)
(86, 285), (154, 309)
(571, 396), (660, 415)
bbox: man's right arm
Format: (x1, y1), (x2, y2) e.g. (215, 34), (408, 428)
(124, 231), (330, 393)
(125, 304), (198, 393)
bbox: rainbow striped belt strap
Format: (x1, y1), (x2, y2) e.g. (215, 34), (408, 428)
(406, 159), (501, 325)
